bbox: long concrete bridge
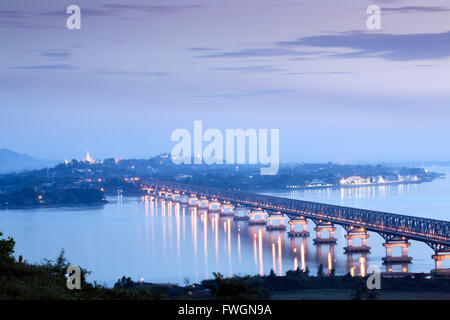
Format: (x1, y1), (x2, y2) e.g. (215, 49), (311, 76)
(141, 178), (450, 275)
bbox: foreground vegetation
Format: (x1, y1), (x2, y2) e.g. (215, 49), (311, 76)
(0, 232), (160, 299)
(1, 232), (449, 300)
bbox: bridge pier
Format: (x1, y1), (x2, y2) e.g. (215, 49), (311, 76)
(188, 195), (198, 208)
(248, 209), (267, 225)
(172, 192), (181, 202)
(165, 192), (174, 202)
(179, 194), (188, 205)
(143, 195), (153, 202)
(431, 251), (450, 276)
(287, 217), (309, 237)
(266, 212), (286, 231)
(313, 221), (337, 244)
(220, 202), (234, 217)
(208, 199), (221, 213)
(233, 206), (249, 221)
(198, 197), (209, 211)
(385, 262), (410, 273)
(344, 227), (371, 253)
(382, 238), (412, 264)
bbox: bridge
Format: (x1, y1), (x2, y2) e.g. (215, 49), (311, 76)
(142, 178), (450, 275)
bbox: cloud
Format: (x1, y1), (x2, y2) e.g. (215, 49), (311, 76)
(382, 6), (450, 13)
(93, 69), (170, 77)
(102, 4), (203, 13)
(186, 47), (218, 52)
(284, 71), (355, 75)
(43, 4), (204, 17)
(197, 48), (321, 59)
(211, 65), (285, 74)
(41, 51), (72, 60)
(195, 89), (289, 99)
(277, 31), (450, 61)
(11, 64), (77, 70)
(414, 64), (435, 68)
(42, 8), (114, 17)
(0, 10), (54, 29)
(0, 10), (29, 19)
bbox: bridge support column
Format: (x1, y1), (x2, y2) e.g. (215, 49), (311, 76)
(165, 192), (173, 202)
(431, 251), (450, 276)
(208, 199), (221, 213)
(287, 217), (309, 237)
(248, 209), (267, 225)
(179, 194), (188, 205)
(385, 262), (410, 273)
(266, 212), (286, 231)
(220, 202), (234, 216)
(171, 192), (181, 203)
(198, 197), (209, 211)
(188, 195), (198, 208)
(143, 195), (154, 202)
(382, 238), (412, 264)
(344, 227), (371, 253)
(313, 222), (337, 244)
(233, 206), (249, 221)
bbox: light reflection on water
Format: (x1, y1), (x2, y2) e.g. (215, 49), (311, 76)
(0, 167), (449, 286)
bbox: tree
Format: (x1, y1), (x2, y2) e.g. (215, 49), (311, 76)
(42, 248), (90, 288)
(114, 276), (135, 289)
(329, 267), (336, 276)
(351, 278), (368, 300)
(269, 268), (276, 278)
(0, 232), (15, 262)
(204, 272), (267, 300)
(303, 266), (310, 277)
(317, 264), (325, 277)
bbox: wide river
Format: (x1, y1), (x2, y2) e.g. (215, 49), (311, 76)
(1, 166), (449, 286)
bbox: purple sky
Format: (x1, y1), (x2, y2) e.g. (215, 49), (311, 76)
(1, 0), (450, 163)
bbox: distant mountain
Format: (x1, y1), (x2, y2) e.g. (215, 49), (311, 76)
(0, 149), (59, 174)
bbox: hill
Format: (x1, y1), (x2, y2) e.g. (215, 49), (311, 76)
(0, 149), (58, 173)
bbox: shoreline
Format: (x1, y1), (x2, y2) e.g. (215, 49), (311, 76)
(255, 178), (440, 194)
(0, 200), (108, 211)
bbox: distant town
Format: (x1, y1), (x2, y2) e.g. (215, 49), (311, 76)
(0, 150), (444, 209)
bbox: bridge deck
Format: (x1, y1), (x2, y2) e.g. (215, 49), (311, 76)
(145, 179), (450, 250)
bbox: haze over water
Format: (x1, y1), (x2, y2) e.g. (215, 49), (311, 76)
(0, 166), (448, 286)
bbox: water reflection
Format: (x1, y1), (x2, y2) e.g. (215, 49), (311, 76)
(133, 194), (441, 283)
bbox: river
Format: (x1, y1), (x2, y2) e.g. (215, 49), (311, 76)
(0, 166), (449, 286)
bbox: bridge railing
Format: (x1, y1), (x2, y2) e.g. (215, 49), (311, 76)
(144, 179), (450, 246)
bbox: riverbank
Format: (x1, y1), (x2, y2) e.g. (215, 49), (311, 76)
(0, 187), (106, 210)
(0, 201), (107, 211)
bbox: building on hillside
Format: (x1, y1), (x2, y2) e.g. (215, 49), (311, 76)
(83, 151), (98, 164)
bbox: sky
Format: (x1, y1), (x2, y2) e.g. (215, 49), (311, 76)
(1, 0), (450, 163)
